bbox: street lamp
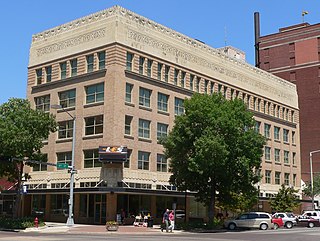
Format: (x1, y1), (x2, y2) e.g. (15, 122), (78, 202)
(51, 104), (76, 226)
(310, 150), (320, 210)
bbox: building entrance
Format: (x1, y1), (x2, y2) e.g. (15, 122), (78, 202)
(94, 194), (106, 224)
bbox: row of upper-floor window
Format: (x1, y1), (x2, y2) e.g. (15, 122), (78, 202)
(264, 170), (297, 187)
(33, 149), (168, 172)
(34, 51), (106, 85)
(125, 51), (297, 123)
(264, 146), (297, 166)
(255, 121), (296, 145)
(34, 82), (185, 116)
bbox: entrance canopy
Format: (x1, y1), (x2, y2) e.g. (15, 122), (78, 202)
(99, 146), (127, 163)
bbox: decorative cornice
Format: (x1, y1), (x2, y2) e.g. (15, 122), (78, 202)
(31, 5), (296, 92)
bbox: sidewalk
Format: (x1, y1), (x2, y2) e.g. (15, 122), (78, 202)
(23, 222), (174, 235)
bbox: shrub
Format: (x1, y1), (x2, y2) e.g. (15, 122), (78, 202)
(0, 217), (45, 229)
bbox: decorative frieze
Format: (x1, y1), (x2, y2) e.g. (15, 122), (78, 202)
(36, 28), (106, 57)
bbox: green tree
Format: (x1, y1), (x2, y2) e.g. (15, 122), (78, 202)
(0, 98), (57, 217)
(303, 174), (320, 198)
(162, 93), (266, 223)
(269, 184), (300, 212)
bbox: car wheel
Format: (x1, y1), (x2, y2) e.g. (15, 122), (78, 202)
(285, 221), (293, 229)
(228, 223), (237, 230)
(274, 223), (279, 229)
(308, 222), (315, 228)
(260, 223), (268, 230)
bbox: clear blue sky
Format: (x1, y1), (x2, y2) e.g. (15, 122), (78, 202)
(0, 0), (319, 104)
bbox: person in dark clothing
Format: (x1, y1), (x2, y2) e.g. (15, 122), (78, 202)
(161, 208), (170, 232)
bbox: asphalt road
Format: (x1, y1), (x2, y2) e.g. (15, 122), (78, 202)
(1, 228), (320, 241)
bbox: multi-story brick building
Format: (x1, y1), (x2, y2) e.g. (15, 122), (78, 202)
(258, 23), (320, 208)
(22, 6), (300, 223)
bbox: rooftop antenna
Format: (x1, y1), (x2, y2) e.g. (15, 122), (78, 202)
(224, 26), (228, 53)
(302, 10), (308, 23)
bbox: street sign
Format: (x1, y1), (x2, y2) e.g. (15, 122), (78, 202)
(57, 163), (69, 169)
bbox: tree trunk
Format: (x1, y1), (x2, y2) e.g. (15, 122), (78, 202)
(208, 185), (216, 224)
(13, 162), (23, 218)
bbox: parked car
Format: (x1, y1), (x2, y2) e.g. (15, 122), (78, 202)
(296, 211), (320, 228)
(273, 212), (297, 229)
(224, 212), (272, 230)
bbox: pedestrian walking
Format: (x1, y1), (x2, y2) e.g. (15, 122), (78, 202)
(168, 210), (174, 232)
(161, 208), (170, 232)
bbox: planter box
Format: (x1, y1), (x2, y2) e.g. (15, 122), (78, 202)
(106, 225), (119, 231)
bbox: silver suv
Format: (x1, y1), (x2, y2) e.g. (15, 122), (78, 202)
(273, 212), (297, 228)
(224, 212), (272, 230)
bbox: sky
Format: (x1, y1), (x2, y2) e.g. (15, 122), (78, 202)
(0, 0), (319, 105)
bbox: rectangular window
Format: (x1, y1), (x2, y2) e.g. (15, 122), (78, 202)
(265, 170), (271, 184)
(181, 71), (186, 88)
(139, 57), (145, 74)
(138, 151), (150, 170)
(86, 83), (104, 104)
(157, 154), (167, 172)
(275, 172), (281, 185)
(174, 69), (179, 85)
(284, 150), (290, 164)
(175, 97), (184, 116)
(138, 119), (150, 139)
(58, 120), (73, 139)
(147, 59), (153, 77)
(125, 83), (133, 103)
(84, 149), (101, 168)
(139, 87), (151, 108)
(98, 51), (106, 70)
(196, 78), (201, 92)
(124, 149), (132, 168)
(59, 89), (76, 108)
(157, 63), (163, 80)
(291, 110), (295, 122)
(292, 152), (296, 165)
(275, 148), (280, 163)
(274, 126), (280, 140)
(60, 62), (67, 79)
(254, 121), (261, 133)
(126, 52), (134, 71)
(284, 173), (290, 185)
(264, 124), (271, 138)
(125, 115), (132, 135)
(190, 74), (194, 91)
(264, 146), (271, 160)
(86, 54), (94, 73)
(85, 115), (103, 135)
(283, 129), (289, 143)
(36, 68), (42, 85)
(204, 80), (209, 93)
(157, 92), (168, 112)
(35, 95), (50, 112)
(293, 174), (296, 186)
(218, 84), (223, 93)
(45, 66), (52, 82)
(292, 131), (296, 144)
(57, 152), (72, 168)
(224, 87), (228, 98)
(157, 123), (168, 140)
(165, 65), (170, 82)
(70, 59), (77, 77)
(210, 82), (214, 94)
(33, 154), (47, 172)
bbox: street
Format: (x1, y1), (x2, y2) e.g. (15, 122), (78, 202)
(1, 228), (320, 241)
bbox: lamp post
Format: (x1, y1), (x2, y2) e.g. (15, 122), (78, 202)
(51, 105), (76, 226)
(310, 150), (320, 210)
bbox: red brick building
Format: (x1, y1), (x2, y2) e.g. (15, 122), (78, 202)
(258, 23), (320, 187)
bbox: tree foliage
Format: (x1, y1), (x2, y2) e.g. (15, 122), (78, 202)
(0, 98), (57, 217)
(303, 174), (320, 197)
(162, 93), (266, 223)
(269, 184), (300, 212)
